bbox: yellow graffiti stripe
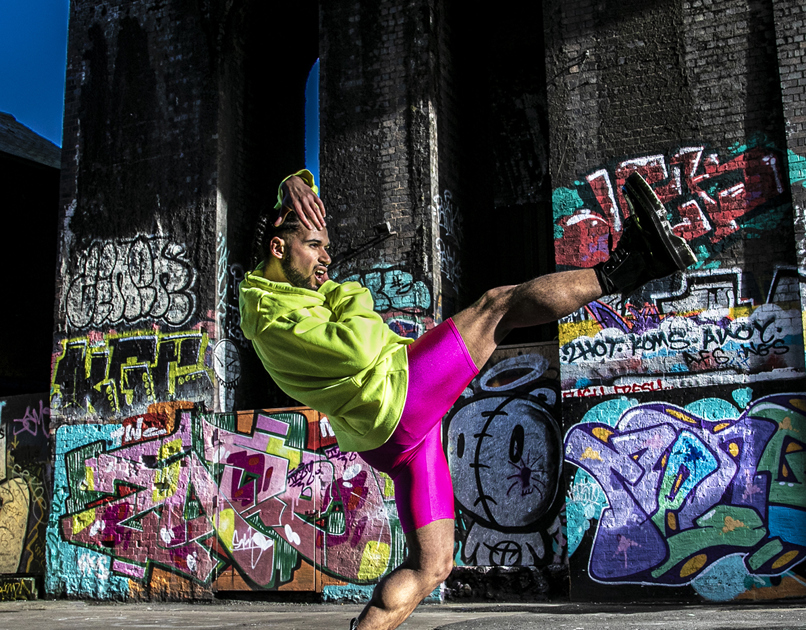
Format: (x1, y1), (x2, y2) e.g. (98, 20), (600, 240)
(679, 554), (708, 578)
(771, 550), (800, 570)
(592, 427), (613, 443)
(666, 408), (697, 424)
(667, 511), (677, 531)
(152, 439), (184, 502)
(266, 436), (302, 471)
(217, 508), (235, 552)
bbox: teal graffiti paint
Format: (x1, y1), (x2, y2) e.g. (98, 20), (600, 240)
(46, 424), (130, 599)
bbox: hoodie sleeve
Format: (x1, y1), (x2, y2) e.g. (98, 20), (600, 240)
(255, 281), (408, 381)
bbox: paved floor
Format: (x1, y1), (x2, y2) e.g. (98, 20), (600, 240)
(1, 601), (806, 630)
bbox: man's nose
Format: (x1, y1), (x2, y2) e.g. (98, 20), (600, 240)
(321, 249), (331, 265)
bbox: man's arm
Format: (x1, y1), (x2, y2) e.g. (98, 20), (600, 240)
(275, 171), (327, 230)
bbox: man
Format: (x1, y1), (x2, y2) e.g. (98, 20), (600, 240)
(239, 170), (695, 630)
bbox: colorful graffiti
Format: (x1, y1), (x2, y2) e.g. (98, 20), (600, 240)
(0, 394), (51, 580)
(565, 392), (806, 600)
(51, 327), (214, 419)
(47, 405), (403, 597)
(553, 141), (788, 268)
(444, 345), (565, 567)
(64, 235), (197, 330)
(558, 267), (804, 389)
(337, 264), (434, 337)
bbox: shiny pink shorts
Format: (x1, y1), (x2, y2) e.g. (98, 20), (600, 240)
(359, 318), (478, 533)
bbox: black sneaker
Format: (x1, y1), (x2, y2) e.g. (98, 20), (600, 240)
(594, 172), (697, 296)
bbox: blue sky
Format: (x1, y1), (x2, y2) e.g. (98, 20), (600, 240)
(0, 0), (70, 146)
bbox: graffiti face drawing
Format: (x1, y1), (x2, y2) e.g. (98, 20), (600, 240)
(446, 394), (561, 531)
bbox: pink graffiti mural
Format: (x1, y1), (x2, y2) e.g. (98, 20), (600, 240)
(556, 145), (786, 267)
(58, 406), (398, 589)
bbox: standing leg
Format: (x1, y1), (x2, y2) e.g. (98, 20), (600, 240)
(353, 518), (454, 630)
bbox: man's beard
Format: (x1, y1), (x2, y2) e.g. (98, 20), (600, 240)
(281, 254), (316, 290)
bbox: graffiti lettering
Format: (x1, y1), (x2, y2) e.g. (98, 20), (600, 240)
(339, 265), (431, 315)
(555, 144), (786, 267)
(65, 235), (197, 329)
(12, 400), (49, 438)
(52, 407), (402, 591)
(0, 577), (36, 601)
(565, 393), (806, 588)
(563, 378), (672, 399)
(434, 190), (463, 287)
(560, 301), (802, 388)
(51, 328), (214, 418)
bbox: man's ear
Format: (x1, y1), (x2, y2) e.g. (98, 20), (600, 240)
(268, 236), (286, 260)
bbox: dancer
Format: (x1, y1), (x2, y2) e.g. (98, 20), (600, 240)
(239, 169), (695, 630)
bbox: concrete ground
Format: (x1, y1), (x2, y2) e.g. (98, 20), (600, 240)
(1, 600), (806, 630)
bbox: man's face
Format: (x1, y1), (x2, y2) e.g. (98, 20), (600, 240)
(280, 227), (331, 291)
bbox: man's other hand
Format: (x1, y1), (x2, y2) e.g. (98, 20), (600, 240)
(277, 175), (327, 230)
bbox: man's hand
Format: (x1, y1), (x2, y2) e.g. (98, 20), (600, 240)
(277, 175), (327, 230)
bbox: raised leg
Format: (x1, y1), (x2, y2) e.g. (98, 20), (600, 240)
(453, 268), (603, 369)
(353, 519), (454, 630)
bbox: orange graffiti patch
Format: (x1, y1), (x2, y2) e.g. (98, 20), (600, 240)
(722, 516), (746, 534)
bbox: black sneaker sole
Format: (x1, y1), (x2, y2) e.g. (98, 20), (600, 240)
(624, 172), (697, 271)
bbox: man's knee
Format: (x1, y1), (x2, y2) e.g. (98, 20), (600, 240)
(475, 285), (514, 317)
(422, 552), (454, 586)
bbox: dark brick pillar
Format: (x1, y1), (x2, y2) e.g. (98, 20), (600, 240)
(773, 0), (806, 362)
(320, 0), (445, 333)
(48, 0), (318, 599)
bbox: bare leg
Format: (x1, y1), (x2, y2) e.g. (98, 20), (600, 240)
(453, 268), (602, 369)
(355, 519), (454, 630)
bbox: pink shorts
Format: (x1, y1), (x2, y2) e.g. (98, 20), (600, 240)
(359, 318), (478, 533)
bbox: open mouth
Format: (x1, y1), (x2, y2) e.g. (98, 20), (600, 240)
(314, 267), (329, 283)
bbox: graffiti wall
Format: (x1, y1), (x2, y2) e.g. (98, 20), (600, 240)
(51, 326), (215, 420)
(45, 403), (405, 598)
(564, 387), (806, 602)
(336, 263), (435, 337)
(0, 393), (51, 600)
(555, 137), (806, 602)
(554, 139), (803, 390)
(444, 343), (566, 569)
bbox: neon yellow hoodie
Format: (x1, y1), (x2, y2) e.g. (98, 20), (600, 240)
(239, 271), (413, 452)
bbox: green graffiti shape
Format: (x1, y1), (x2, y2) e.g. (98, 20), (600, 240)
(651, 505), (765, 579)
